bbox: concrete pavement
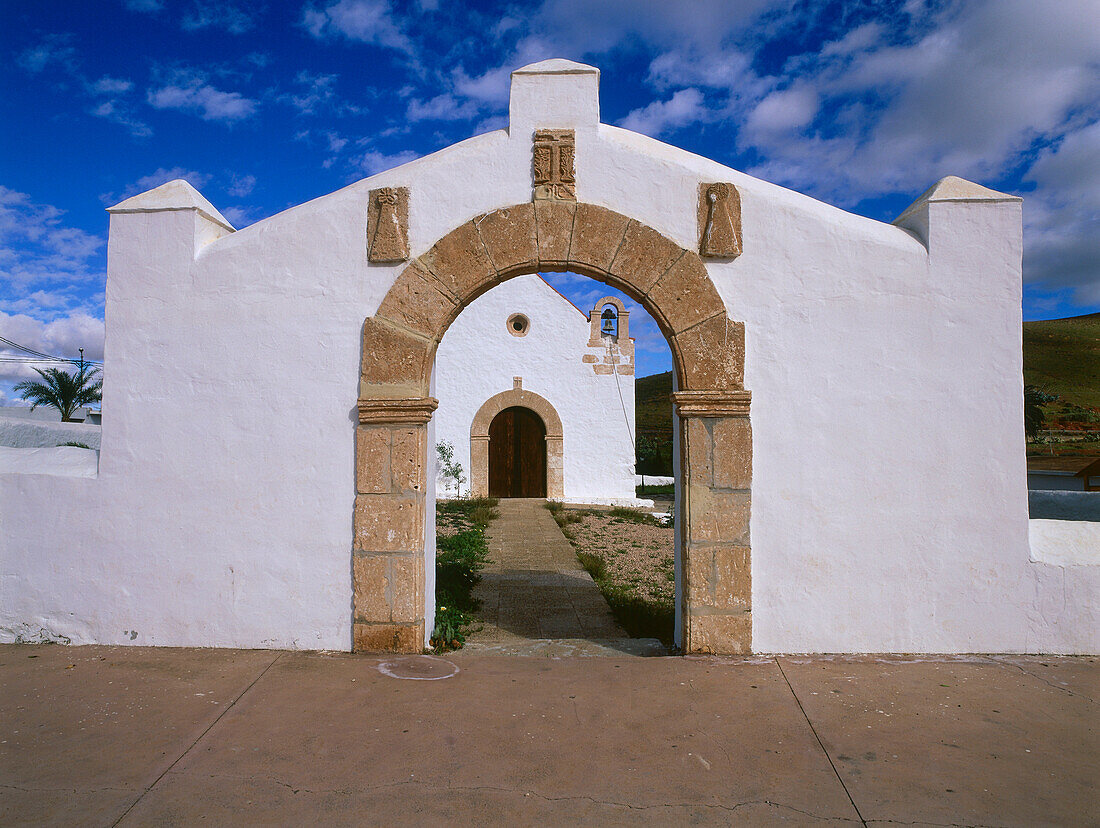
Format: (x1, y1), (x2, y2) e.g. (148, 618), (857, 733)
(1, 644), (1096, 826)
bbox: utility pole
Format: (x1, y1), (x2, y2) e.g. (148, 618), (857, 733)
(78, 347), (84, 373)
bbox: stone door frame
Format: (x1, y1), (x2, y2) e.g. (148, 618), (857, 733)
(470, 385), (564, 499)
(353, 201), (752, 654)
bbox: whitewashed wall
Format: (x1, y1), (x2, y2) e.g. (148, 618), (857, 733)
(433, 274), (636, 503)
(1, 59), (1094, 653)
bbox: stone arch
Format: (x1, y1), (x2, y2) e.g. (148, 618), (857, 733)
(470, 386), (564, 500)
(353, 202), (752, 656)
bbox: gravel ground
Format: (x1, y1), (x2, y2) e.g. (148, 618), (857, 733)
(561, 510), (675, 607)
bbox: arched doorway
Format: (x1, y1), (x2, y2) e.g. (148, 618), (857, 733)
(489, 406), (547, 498)
(354, 201), (751, 655)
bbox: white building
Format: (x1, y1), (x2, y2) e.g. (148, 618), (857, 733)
(433, 274), (639, 504)
(0, 59), (1096, 654)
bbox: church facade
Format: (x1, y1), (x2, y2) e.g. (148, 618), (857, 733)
(433, 274), (639, 504)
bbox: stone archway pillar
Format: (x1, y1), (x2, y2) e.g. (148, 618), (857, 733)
(674, 390), (752, 654)
(352, 397), (437, 652)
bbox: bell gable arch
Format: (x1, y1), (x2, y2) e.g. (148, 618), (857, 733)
(353, 202), (752, 656)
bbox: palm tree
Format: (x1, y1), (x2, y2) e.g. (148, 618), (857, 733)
(14, 363), (102, 422)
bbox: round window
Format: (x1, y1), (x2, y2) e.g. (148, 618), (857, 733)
(507, 313), (530, 337)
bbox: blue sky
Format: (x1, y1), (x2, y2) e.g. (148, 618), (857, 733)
(1, 0), (1097, 397)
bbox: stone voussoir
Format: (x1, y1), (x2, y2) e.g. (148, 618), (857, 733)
(375, 261), (460, 341)
(534, 199), (577, 269)
(359, 317), (434, 396)
(474, 204), (538, 276)
(646, 252), (726, 336)
(567, 203), (630, 275)
(418, 220), (500, 303)
(608, 220), (685, 297)
(672, 315), (745, 392)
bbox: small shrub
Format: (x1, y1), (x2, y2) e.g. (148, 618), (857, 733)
(438, 496), (499, 529)
(576, 551), (607, 581)
(609, 506), (660, 525)
(435, 440), (466, 496)
(468, 503), (498, 528)
(57, 441), (92, 449)
(431, 528), (491, 652)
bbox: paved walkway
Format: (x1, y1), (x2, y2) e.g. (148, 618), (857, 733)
(465, 498), (635, 649)
(1, 645), (1095, 826)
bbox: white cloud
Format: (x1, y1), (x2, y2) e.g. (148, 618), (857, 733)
(451, 65), (512, 106)
(406, 93), (479, 122)
(16, 35), (77, 74)
(0, 186), (104, 297)
(123, 0), (164, 12)
(147, 73), (258, 122)
(1022, 121), (1100, 306)
(220, 205), (260, 228)
(285, 71), (341, 115)
(744, 87), (819, 136)
(92, 76), (134, 94)
(353, 149), (420, 176)
(619, 88), (709, 137)
(302, 0), (413, 54)
(181, 2), (256, 33)
(227, 174), (256, 197)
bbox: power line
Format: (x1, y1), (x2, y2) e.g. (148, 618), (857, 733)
(0, 335), (61, 360)
(0, 335), (102, 365)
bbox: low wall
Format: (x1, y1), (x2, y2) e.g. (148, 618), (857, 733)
(0, 418), (101, 450)
(0, 446), (99, 478)
(1029, 490), (1100, 521)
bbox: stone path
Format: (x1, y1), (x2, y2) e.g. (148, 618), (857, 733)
(465, 498), (661, 654)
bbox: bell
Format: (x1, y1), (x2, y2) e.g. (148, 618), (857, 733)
(601, 308), (617, 337)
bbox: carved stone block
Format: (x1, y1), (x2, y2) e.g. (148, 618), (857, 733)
(698, 183), (742, 258)
(367, 186), (409, 263)
(533, 130), (576, 201)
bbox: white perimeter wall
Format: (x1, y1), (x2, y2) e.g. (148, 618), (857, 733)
(433, 274), (636, 502)
(1, 61), (1094, 652)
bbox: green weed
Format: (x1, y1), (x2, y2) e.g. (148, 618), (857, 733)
(431, 528), (491, 652)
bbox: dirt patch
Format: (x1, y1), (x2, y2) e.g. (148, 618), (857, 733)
(555, 507), (675, 644)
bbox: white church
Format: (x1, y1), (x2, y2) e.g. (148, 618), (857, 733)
(1, 59), (1096, 655)
(434, 274), (639, 503)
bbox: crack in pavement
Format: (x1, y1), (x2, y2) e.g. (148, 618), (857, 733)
(986, 657), (1096, 704)
(110, 651), (284, 827)
(865, 819), (1011, 827)
(776, 657), (869, 827)
(0, 783), (135, 794)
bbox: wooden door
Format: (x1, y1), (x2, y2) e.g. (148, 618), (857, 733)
(488, 406), (547, 497)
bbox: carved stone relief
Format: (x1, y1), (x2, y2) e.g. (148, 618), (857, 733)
(367, 186), (410, 263)
(698, 183), (742, 258)
(532, 130), (576, 201)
